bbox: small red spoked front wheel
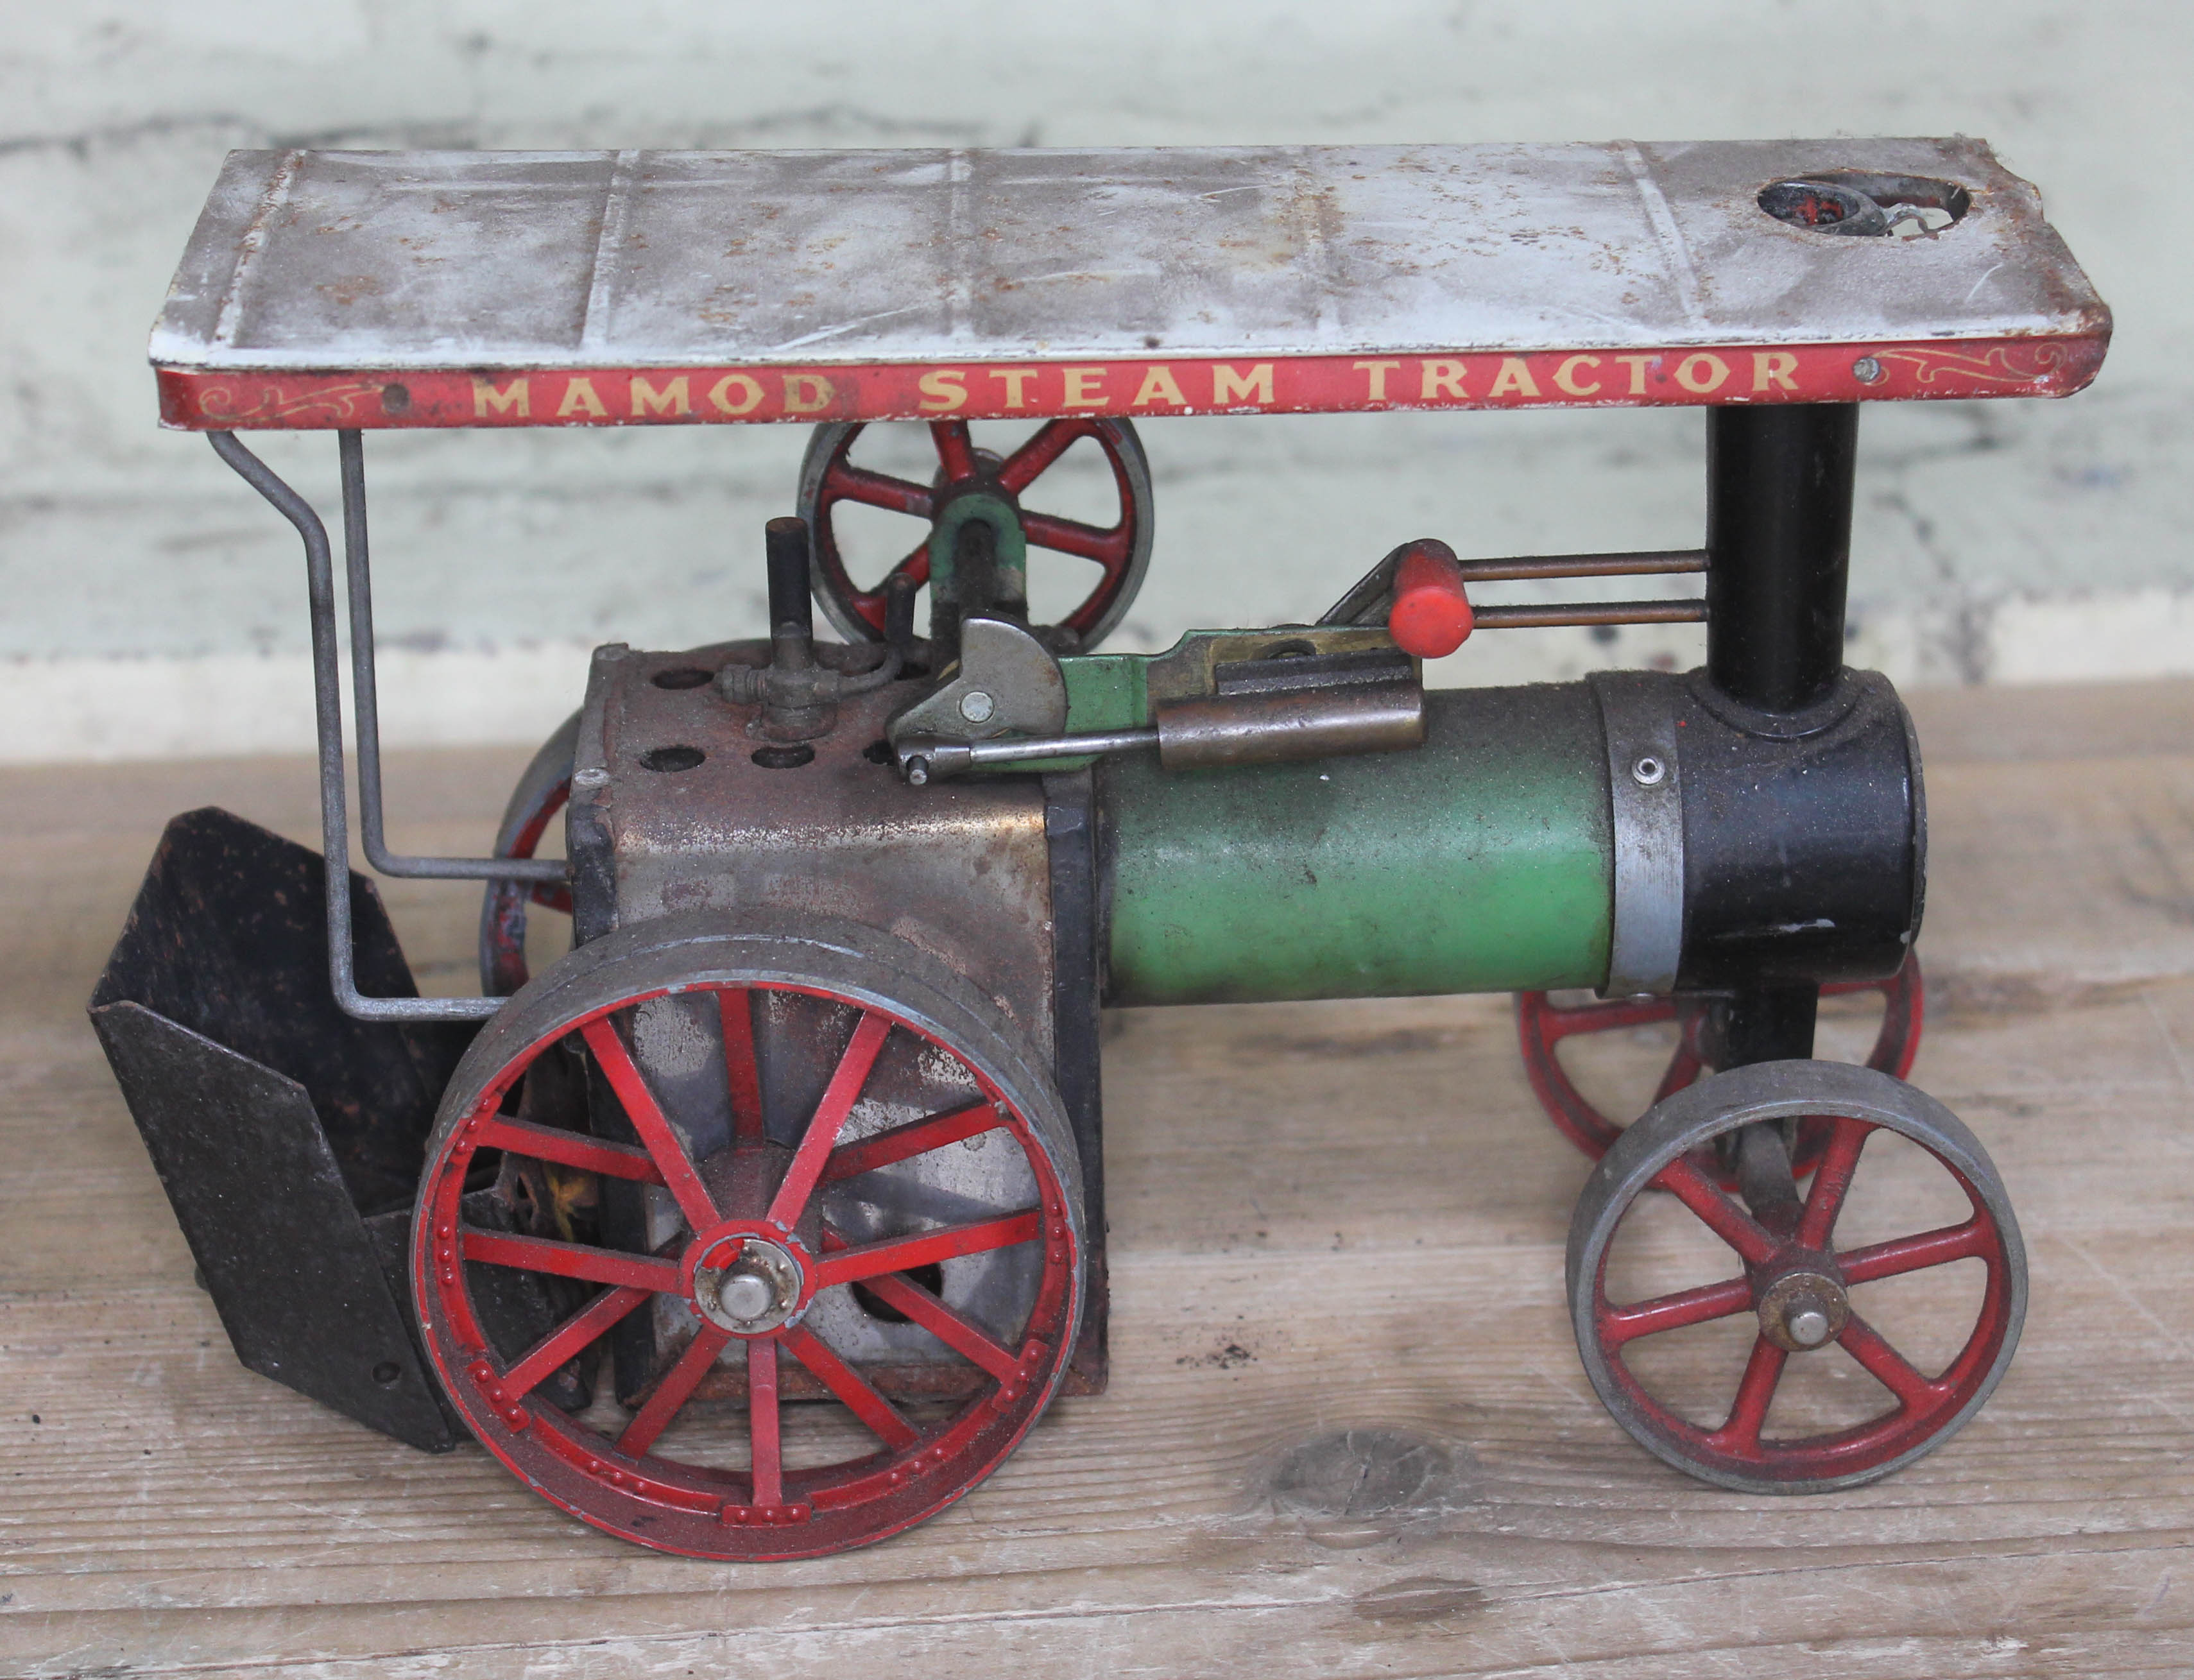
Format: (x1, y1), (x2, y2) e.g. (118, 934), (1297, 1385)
(1567, 1059), (2025, 1493)
(796, 418), (1153, 650)
(1515, 956), (1925, 1176)
(416, 910), (1084, 1559)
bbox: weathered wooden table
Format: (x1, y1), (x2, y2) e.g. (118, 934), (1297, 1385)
(8, 678), (2194, 1677)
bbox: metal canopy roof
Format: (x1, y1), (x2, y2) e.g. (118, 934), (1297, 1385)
(151, 140), (2109, 430)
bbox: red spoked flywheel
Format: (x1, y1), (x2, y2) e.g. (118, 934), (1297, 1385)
(1516, 956), (1924, 1180)
(1568, 1059), (2025, 1493)
(796, 418), (1153, 649)
(416, 911), (1084, 1559)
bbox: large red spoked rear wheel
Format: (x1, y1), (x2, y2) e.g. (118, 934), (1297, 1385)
(1568, 1059), (2024, 1493)
(1516, 956), (1924, 1180)
(415, 911), (1084, 1559)
(797, 418), (1153, 651)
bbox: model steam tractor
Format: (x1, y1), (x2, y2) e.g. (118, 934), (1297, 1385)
(93, 141), (2107, 1557)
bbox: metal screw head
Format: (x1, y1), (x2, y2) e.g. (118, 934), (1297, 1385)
(692, 1236), (807, 1335)
(959, 689), (996, 724)
(716, 1270), (775, 1321)
(1757, 1269), (1850, 1352)
(1631, 755), (1667, 787)
(1853, 356), (1884, 384)
(1785, 1305), (1833, 1348)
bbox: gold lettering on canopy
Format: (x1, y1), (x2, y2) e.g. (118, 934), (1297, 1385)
(1553, 356), (1602, 397)
(556, 377), (606, 418)
(989, 368), (1039, 409)
(709, 373), (764, 415)
(630, 375), (691, 417)
(1354, 359), (1402, 401)
(782, 374), (834, 415)
(1753, 351), (1799, 392)
(1420, 360), (1466, 400)
(472, 377), (530, 418)
(918, 370), (968, 412)
(1488, 358), (1540, 398)
(1133, 366), (1187, 407)
(1674, 354), (1730, 394)
(1061, 367), (1108, 408)
(1212, 363), (1274, 406)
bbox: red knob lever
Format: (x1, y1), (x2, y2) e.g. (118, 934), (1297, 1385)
(1387, 541), (1474, 658)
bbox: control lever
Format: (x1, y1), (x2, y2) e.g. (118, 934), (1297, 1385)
(1320, 537), (1474, 657)
(896, 645), (1425, 784)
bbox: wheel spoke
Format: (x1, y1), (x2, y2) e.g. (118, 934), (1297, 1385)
(502, 1285), (652, 1399)
(1795, 1117), (1873, 1250)
(1838, 1311), (1942, 1408)
(748, 1337), (784, 1507)
(719, 989), (766, 1148)
(766, 1012), (893, 1230)
(819, 1100), (1002, 1185)
(848, 544), (933, 630)
(617, 1324), (730, 1457)
(1020, 509), (1130, 569)
(1536, 995), (1679, 1041)
(823, 461), (932, 518)
(1706, 1335), (1788, 1452)
(1735, 1122), (1803, 1237)
(1600, 1276), (1754, 1349)
(1652, 1155), (1779, 1265)
(1650, 1043), (1708, 1106)
(1838, 1218), (1993, 1285)
(814, 1210), (1043, 1286)
(581, 1017), (723, 1233)
(996, 418), (1088, 493)
(880, 545), (932, 590)
(780, 1324), (920, 1451)
(930, 419), (977, 481)
(461, 1230), (682, 1293)
(473, 1114), (665, 1185)
(852, 1268), (1020, 1382)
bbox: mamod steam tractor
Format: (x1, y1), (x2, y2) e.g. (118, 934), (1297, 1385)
(90, 140), (2108, 1557)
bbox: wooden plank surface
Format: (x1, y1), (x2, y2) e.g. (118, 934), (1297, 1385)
(5, 680), (2194, 1678)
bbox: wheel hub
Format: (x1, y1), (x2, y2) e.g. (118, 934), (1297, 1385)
(1756, 1265), (1851, 1352)
(694, 1235), (807, 1335)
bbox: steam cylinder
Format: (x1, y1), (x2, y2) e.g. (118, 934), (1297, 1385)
(1099, 685), (1616, 1006)
(1096, 673), (1924, 1009)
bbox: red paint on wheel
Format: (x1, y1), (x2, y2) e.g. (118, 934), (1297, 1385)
(1515, 956), (1924, 1185)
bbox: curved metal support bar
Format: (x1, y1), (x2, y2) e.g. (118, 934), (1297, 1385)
(337, 431), (564, 885)
(208, 431), (504, 1023)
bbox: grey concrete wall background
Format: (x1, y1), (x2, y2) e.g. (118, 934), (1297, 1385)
(0, 1), (2184, 759)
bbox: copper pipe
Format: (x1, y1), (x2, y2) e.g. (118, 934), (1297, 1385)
(1473, 599), (1708, 629)
(1459, 548), (1706, 583)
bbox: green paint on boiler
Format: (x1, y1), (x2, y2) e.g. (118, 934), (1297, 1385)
(1102, 683), (1613, 1006)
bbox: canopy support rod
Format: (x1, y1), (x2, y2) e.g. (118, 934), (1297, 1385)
(336, 430), (565, 885)
(207, 430), (525, 1023)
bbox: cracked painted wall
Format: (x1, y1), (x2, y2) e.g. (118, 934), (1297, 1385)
(0, 1), (2185, 759)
